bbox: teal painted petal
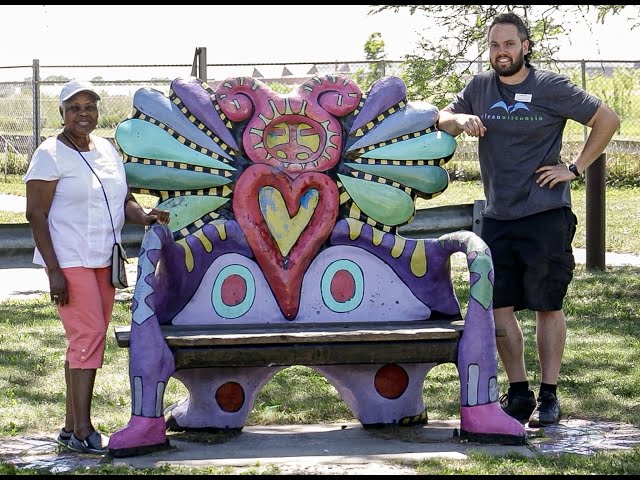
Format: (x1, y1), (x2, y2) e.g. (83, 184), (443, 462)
(360, 130), (457, 160)
(338, 173), (414, 226)
(346, 163), (449, 195)
(125, 163), (231, 191)
(347, 102), (439, 152)
(133, 87), (234, 161)
(116, 119), (235, 171)
(156, 195), (229, 232)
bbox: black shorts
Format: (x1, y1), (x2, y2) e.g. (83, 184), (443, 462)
(481, 207), (577, 312)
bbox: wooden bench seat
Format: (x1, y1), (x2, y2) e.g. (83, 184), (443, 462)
(114, 320), (468, 369)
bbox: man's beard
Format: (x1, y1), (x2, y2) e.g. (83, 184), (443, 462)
(491, 50), (525, 77)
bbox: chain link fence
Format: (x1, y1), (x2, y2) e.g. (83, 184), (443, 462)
(1, 59), (639, 184)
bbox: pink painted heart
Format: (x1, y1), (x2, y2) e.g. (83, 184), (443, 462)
(233, 164), (339, 319)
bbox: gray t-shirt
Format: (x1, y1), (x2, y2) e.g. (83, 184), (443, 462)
(445, 66), (601, 220)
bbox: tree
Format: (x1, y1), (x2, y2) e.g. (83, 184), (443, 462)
(353, 32), (387, 92)
(369, 5), (638, 107)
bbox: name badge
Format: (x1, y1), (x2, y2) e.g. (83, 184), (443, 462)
(515, 93), (532, 102)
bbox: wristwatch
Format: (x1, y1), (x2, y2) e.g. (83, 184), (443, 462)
(568, 163), (580, 178)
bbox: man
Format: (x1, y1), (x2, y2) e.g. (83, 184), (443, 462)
(437, 12), (620, 426)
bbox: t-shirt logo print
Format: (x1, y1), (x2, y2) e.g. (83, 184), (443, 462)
(490, 101), (529, 113)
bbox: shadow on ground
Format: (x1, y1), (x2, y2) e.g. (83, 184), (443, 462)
(1, 419), (639, 474)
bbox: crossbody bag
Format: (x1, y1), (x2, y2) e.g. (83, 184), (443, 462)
(61, 131), (129, 289)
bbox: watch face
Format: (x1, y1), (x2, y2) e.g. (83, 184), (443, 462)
(569, 164), (579, 177)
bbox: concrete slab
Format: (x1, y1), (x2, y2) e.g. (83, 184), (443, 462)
(3, 418), (640, 474)
(111, 421), (536, 470)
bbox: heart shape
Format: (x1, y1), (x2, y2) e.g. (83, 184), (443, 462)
(259, 186), (319, 257)
(233, 165), (339, 319)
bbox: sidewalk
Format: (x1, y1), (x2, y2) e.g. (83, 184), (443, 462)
(0, 261), (139, 302)
(1, 248), (638, 303)
(2, 419), (639, 474)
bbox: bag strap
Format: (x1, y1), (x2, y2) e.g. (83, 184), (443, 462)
(61, 131), (118, 245)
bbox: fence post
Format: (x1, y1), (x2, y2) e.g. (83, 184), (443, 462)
(585, 153), (606, 270)
(3, 136), (6, 182)
(191, 47), (208, 81)
(31, 59), (41, 162)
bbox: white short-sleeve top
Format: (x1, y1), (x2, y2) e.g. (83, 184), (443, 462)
(23, 135), (128, 268)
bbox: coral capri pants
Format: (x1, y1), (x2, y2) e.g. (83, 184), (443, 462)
(57, 266), (115, 369)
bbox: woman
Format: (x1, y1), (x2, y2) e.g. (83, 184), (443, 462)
(23, 79), (169, 455)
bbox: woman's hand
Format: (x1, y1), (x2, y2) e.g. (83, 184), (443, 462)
(48, 268), (68, 306)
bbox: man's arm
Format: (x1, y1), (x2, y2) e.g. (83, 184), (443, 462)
(572, 102), (620, 175)
(536, 102), (620, 188)
(437, 109), (487, 138)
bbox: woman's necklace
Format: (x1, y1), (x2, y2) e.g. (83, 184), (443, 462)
(61, 131), (91, 152)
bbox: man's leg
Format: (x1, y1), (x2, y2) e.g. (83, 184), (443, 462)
(494, 306), (527, 382)
(528, 309), (565, 426)
(536, 309), (566, 384)
(495, 306), (536, 422)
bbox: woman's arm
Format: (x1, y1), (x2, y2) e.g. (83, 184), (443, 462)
(25, 179), (67, 305)
(124, 188), (170, 226)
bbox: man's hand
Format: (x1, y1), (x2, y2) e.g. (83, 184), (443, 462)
(535, 164), (577, 189)
(454, 114), (487, 138)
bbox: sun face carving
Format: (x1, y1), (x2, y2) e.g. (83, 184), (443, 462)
(250, 105), (338, 171)
(215, 76), (362, 176)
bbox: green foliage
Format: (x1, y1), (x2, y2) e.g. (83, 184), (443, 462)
(0, 174), (25, 193)
(352, 32), (388, 93)
(369, 5), (638, 105)
(264, 82), (293, 94)
(0, 151), (28, 175)
(98, 112), (126, 130)
(419, 181), (640, 255)
(0, 116), (27, 132)
(399, 53), (469, 107)
(414, 447), (640, 475)
(585, 68), (640, 135)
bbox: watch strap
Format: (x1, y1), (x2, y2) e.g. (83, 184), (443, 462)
(568, 163), (580, 178)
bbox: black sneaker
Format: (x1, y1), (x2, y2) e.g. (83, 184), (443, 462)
(528, 391), (561, 427)
(499, 390), (536, 422)
(67, 431), (108, 455)
(55, 427), (73, 448)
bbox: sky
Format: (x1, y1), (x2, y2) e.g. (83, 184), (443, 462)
(1, 5), (639, 77)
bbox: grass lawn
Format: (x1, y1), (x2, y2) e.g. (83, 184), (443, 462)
(3, 176), (640, 254)
(0, 265), (638, 474)
(0, 178), (639, 474)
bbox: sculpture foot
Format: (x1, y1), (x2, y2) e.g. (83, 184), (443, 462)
(165, 414), (243, 434)
(362, 408), (429, 429)
(459, 403), (527, 445)
(107, 415), (171, 458)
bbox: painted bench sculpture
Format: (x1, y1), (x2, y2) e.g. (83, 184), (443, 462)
(106, 74), (527, 457)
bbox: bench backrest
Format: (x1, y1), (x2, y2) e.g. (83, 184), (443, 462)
(116, 74), (462, 325)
